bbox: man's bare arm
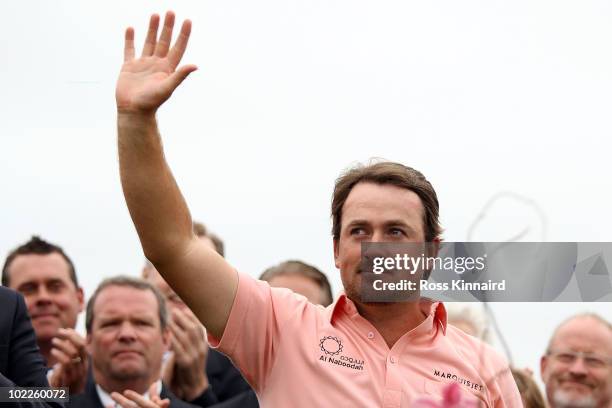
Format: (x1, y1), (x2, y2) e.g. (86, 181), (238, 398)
(116, 11), (237, 338)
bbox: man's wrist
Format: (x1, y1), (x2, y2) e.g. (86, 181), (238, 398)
(117, 111), (157, 129)
(187, 382), (217, 406)
(182, 375), (209, 402)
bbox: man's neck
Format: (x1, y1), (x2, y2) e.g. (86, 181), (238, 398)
(95, 371), (154, 396)
(354, 300), (425, 349)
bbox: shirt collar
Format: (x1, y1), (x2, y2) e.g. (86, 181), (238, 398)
(327, 292), (448, 335)
(95, 380), (162, 408)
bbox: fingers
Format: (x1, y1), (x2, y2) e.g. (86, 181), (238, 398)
(141, 14), (160, 57)
(153, 397), (170, 408)
(124, 27), (135, 62)
(48, 364), (64, 388)
(167, 19), (192, 70)
(52, 328), (88, 362)
(172, 305), (202, 329)
(50, 342), (78, 365)
(161, 65), (198, 96)
(169, 309), (205, 354)
(56, 328), (87, 349)
(154, 11), (175, 58)
(112, 390), (165, 408)
(111, 392), (139, 408)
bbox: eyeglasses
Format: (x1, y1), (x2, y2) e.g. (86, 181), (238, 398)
(548, 349), (612, 370)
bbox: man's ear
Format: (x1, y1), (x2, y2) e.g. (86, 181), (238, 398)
(333, 239), (340, 269)
(77, 287), (85, 313)
(429, 238), (441, 258)
(85, 333), (92, 355)
(162, 328), (171, 351)
(540, 355), (548, 382)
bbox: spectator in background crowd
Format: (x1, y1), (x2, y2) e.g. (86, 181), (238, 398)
(541, 313), (612, 408)
(260, 260), (333, 306)
(2, 236), (89, 393)
(0, 286), (64, 408)
(511, 368), (546, 408)
(71, 276), (204, 408)
(143, 221), (258, 407)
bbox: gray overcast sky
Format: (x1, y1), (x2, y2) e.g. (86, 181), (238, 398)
(1, 0), (610, 388)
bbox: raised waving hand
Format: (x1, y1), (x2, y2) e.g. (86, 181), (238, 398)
(116, 11), (197, 114)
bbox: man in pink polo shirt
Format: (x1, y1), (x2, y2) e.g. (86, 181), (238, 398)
(115, 11), (522, 407)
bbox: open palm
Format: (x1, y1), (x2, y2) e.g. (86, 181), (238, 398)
(116, 12), (197, 114)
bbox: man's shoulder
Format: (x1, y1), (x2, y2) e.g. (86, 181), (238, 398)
(0, 287), (23, 342)
(0, 285), (19, 308)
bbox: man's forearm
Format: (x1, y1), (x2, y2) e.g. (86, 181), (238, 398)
(118, 112), (194, 263)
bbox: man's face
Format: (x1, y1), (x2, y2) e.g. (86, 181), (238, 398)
(541, 317), (612, 408)
(333, 182), (429, 302)
(87, 286), (169, 385)
(268, 274), (324, 305)
(7, 253), (84, 342)
(144, 267), (190, 313)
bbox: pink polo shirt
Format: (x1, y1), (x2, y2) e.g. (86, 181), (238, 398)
(209, 272), (522, 407)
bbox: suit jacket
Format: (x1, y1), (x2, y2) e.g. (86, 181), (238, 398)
(0, 286), (64, 408)
(205, 349), (258, 408)
(68, 380), (200, 408)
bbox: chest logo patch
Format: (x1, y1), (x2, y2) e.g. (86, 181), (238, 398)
(318, 336), (365, 371)
(319, 336), (343, 355)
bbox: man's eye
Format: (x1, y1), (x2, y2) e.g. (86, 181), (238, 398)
(48, 282), (64, 292)
(389, 228), (404, 236)
(557, 353), (575, 363)
(19, 284), (37, 294)
(585, 357), (605, 368)
(350, 228), (366, 236)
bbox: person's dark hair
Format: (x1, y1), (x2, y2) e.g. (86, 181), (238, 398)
(260, 260), (333, 306)
(208, 233), (225, 257)
(511, 368), (546, 408)
(86, 276), (168, 333)
(193, 221), (225, 257)
(2, 236), (78, 287)
(331, 161), (442, 242)
(192, 221), (207, 237)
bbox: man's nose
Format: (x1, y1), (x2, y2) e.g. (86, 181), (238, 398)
(117, 322), (137, 341)
(568, 356), (589, 375)
(33, 286), (53, 305)
(371, 230), (385, 243)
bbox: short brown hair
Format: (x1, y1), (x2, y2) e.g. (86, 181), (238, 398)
(86, 276), (168, 333)
(260, 260), (333, 306)
(193, 221), (225, 257)
(192, 221), (207, 237)
(2, 236), (78, 287)
(208, 233), (225, 257)
(331, 161), (442, 242)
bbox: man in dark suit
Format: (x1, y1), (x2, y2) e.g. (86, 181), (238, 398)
(0, 285), (63, 408)
(2, 236), (88, 394)
(68, 276), (213, 408)
(69, 376), (200, 408)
